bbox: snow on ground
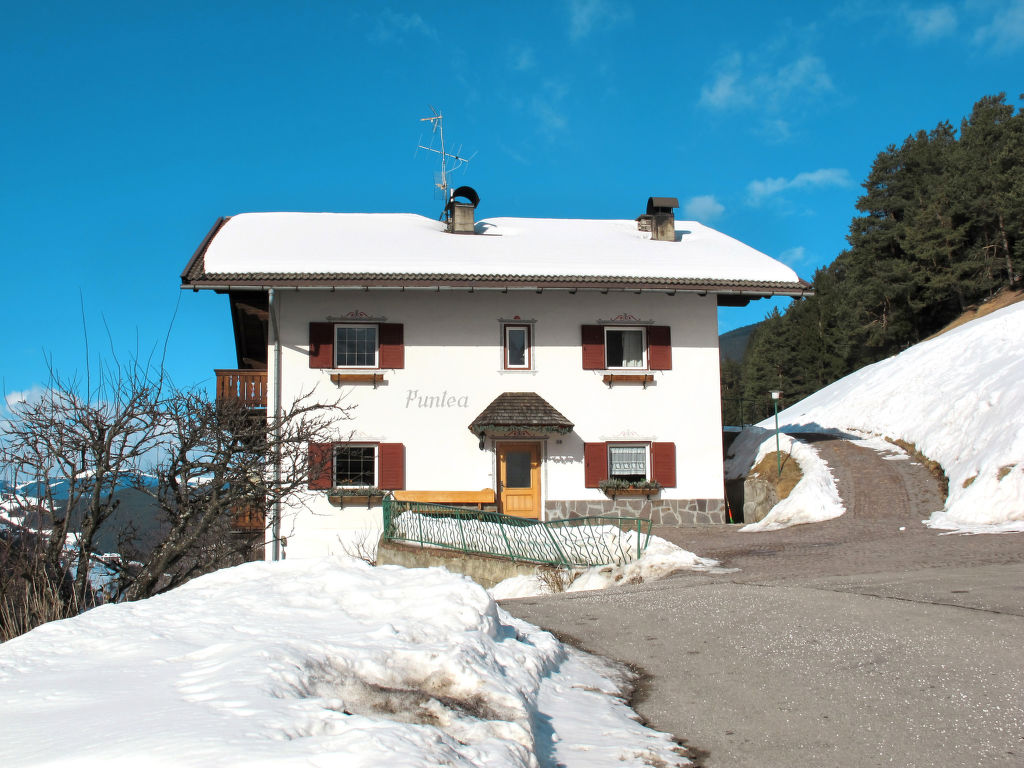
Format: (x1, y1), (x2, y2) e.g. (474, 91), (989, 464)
(490, 533), (723, 599)
(0, 558), (689, 768)
(725, 428), (845, 532)
(744, 301), (1024, 533)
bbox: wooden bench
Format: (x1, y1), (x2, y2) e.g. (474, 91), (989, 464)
(393, 489), (496, 510)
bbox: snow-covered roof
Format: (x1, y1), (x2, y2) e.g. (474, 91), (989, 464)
(182, 212), (809, 294)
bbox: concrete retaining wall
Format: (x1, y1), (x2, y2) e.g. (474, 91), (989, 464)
(377, 540), (545, 589)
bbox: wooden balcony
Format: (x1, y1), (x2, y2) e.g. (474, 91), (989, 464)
(215, 369), (268, 409)
(231, 503), (266, 532)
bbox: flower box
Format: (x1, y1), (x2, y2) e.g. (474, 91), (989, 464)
(327, 489), (384, 508)
(598, 480), (662, 499)
(602, 487), (658, 499)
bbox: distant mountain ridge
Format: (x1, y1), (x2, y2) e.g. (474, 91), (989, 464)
(719, 322), (760, 363)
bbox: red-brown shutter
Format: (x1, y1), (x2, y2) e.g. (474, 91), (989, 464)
(651, 442), (676, 487)
(581, 325), (604, 370)
(584, 442), (608, 488)
(309, 323), (334, 368)
(377, 443), (405, 490)
(378, 323), (404, 369)
(647, 326), (672, 370)
(308, 442), (333, 489)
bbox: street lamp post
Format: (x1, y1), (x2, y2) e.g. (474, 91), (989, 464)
(770, 390), (782, 477)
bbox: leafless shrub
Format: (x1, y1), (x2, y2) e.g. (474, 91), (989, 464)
(535, 566), (576, 594)
(337, 530), (380, 565)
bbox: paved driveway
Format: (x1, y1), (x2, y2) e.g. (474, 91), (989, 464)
(502, 437), (1024, 767)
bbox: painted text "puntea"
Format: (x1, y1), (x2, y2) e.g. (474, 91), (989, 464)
(405, 390), (469, 408)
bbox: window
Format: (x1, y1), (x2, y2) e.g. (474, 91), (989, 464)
(503, 324), (531, 369)
(608, 444), (648, 482)
(334, 445), (376, 487)
(604, 327), (645, 369)
(335, 325), (378, 368)
(584, 442), (676, 488)
(309, 442), (405, 490)
(581, 325), (671, 371)
(309, 322), (404, 370)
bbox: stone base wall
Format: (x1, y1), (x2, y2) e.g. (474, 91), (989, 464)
(545, 498), (726, 526)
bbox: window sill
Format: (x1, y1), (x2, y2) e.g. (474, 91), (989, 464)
(327, 493), (384, 508)
(330, 373), (386, 388)
(602, 487), (659, 499)
(603, 373), (655, 388)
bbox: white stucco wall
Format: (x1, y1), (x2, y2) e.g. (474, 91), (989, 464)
(268, 289), (724, 559)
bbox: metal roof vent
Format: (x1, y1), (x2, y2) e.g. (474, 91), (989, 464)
(636, 196), (678, 242)
(444, 185), (480, 234)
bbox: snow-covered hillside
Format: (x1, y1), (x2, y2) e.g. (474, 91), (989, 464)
(765, 301), (1024, 533)
(0, 558), (689, 767)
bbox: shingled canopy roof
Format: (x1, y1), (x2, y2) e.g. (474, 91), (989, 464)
(469, 393), (574, 436)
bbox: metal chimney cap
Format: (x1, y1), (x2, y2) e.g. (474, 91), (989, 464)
(451, 186), (480, 207)
(646, 197), (679, 214)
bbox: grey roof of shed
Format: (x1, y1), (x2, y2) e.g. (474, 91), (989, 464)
(469, 393), (575, 434)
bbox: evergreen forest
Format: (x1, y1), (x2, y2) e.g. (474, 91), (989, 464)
(723, 93), (1023, 425)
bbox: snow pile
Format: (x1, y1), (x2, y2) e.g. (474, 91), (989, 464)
(725, 428), (844, 532)
(0, 558), (689, 767)
(767, 301), (1024, 533)
(490, 534), (722, 599)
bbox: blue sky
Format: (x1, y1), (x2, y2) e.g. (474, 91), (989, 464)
(2, 0), (1022, 405)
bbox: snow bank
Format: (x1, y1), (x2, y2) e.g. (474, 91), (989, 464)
(768, 302), (1024, 533)
(725, 427), (844, 532)
(490, 533), (722, 599)
(0, 559), (689, 767)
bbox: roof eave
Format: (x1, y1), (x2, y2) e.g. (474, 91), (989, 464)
(180, 273), (813, 297)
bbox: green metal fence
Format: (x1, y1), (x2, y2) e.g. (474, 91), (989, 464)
(382, 495), (653, 568)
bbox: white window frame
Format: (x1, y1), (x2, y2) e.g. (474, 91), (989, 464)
(607, 443), (650, 482)
(333, 443), (377, 488)
(334, 324), (379, 369)
(604, 326), (646, 369)
(503, 324), (532, 370)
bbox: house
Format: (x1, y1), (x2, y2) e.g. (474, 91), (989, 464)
(181, 192), (810, 560)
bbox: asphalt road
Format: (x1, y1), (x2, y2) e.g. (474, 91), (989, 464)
(502, 438), (1024, 767)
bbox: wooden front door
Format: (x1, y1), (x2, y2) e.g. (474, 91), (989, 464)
(497, 442), (541, 519)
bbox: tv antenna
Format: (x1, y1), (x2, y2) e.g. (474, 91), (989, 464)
(417, 106), (475, 201)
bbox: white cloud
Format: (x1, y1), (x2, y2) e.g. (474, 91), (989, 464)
(566, 0), (632, 40)
(779, 246), (807, 264)
(973, 0), (1024, 52)
(509, 45), (536, 71)
(2, 385), (48, 424)
(905, 5), (958, 40)
(683, 195), (725, 222)
(369, 9), (437, 43)
(747, 168), (853, 204)
(699, 53), (833, 114)
(531, 81), (570, 135)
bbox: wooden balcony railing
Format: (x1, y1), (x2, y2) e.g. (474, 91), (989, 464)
(215, 369), (268, 409)
(231, 503), (266, 532)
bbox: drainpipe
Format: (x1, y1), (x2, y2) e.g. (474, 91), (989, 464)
(269, 287), (283, 561)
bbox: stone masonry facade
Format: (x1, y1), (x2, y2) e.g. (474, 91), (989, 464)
(546, 498), (726, 526)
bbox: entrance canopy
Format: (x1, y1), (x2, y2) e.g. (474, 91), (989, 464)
(469, 392), (574, 440)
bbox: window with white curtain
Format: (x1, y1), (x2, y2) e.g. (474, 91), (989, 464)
(608, 444), (648, 482)
(605, 327), (645, 368)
